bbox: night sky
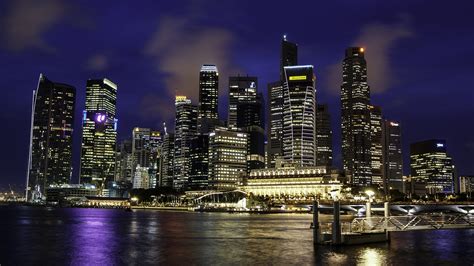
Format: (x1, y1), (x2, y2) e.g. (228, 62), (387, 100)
(1, 0), (473, 190)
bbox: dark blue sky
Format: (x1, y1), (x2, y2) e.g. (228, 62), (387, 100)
(1, 0), (473, 190)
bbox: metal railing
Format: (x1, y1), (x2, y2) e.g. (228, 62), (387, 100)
(350, 214), (474, 233)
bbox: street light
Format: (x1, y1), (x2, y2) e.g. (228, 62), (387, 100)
(365, 190), (375, 202)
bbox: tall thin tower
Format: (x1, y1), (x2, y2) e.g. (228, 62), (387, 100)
(341, 47), (372, 185)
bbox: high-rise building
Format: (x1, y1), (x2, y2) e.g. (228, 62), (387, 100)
(382, 120), (403, 192)
(132, 166), (150, 189)
(132, 127), (151, 176)
(282, 65), (316, 167)
(148, 131), (163, 189)
(267, 81), (284, 168)
(280, 35), (298, 80)
(115, 139), (133, 182)
(228, 76), (258, 129)
(189, 134), (210, 190)
(268, 35), (298, 168)
(410, 139), (454, 194)
(198, 64), (219, 133)
(80, 78), (118, 189)
(208, 128), (247, 190)
(315, 104), (333, 168)
(160, 132), (174, 188)
(26, 74), (76, 201)
(174, 96), (198, 190)
(370, 105), (383, 185)
(341, 47), (372, 186)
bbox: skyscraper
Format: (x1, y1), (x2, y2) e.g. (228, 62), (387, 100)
(26, 74), (76, 201)
(268, 35), (298, 168)
(410, 139), (454, 194)
(280, 35), (298, 80)
(132, 127), (151, 176)
(341, 47), (372, 186)
(228, 76), (258, 129)
(208, 128), (247, 190)
(115, 139), (133, 182)
(174, 96), (198, 190)
(370, 105), (383, 186)
(382, 120), (403, 192)
(198, 64), (219, 133)
(315, 104), (333, 168)
(148, 130), (163, 189)
(189, 134), (210, 190)
(80, 78), (118, 190)
(267, 81), (284, 168)
(160, 132), (174, 188)
(282, 65), (316, 167)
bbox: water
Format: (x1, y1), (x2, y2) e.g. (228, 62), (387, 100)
(0, 206), (472, 265)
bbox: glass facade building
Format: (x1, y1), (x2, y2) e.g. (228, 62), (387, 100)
(282, 65), (316, 167)
(341, 47), (372, 186)
(79, 78), (118, 189)
(315, 104), (333, 168)
(410, 139), (454, 194)
(26, 74), (76, 201)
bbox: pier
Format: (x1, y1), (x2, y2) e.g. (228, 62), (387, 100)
(312, 201), (474, 245)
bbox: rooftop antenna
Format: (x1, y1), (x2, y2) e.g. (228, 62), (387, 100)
(163, 122), (167, 135)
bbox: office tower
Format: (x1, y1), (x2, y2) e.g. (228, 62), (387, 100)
(133, 166), (150, 189)
(131, 127), (151, 176)
(26, 74), (76, 201)
(228, 75), (258, 128)
(115, 139), (133, 182)
(280, 35), (298, 80)
(189, 134), (210, 190)
(160, 132), (174, 187)
(315, 104), (333, 168)
(341, 47), (372, 186)
(174, 96), (198, 190)
(370, 105), (383, 185)
(382, 120), (403, 192)
(208, 128), (247, 190)
(80, 78), (118, 189)
(267, 81), (284, 168)
(237, 92), (265, 172)
(410, 139), (454, 194)
(198, 64), (219, 133)
(148, 131), (163, 188)
(282, 65), (316, 167)
(268, 35), (298, 167)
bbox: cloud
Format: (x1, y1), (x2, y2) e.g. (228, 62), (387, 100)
(86, 54), (108, 71)
(144, 16), (239, 120)
(326, 18), (413, 94)
(1, 0), (66, 52)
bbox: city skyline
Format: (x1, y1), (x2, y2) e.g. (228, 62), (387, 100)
(1, 1), (473, 189)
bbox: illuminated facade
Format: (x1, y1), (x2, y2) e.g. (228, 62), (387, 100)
(382, 120), (403, 192)
(174, 96), (198, 190)
(198, 64), (219, 133)
(267, 81), (284, 168)
(149, 131), (163, 188)
(315, 104), (333, 168)
(189, 134), (210, 190)
(132, 166), (150, 189)
(410, 139), (454, 194)
(26, 74), (76, 201)
(268, 36), (298, 168)
(130, 128), (162, 188)
(80, 78), (118, 189)
(115, 139), (133, 182)
(243, 166), (342, 199)
(208, 128), (247, 190)
(282, 65), (316, 166)
(370, 105), (383, 185)
(228, 75), (258, 129)
(341, 47), (372, 186)
(160, 132), (174, 187)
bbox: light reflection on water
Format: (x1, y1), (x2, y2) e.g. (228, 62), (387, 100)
(0, 206), (473, 265)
